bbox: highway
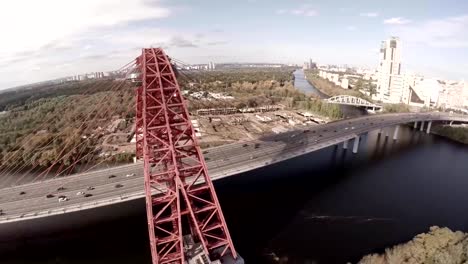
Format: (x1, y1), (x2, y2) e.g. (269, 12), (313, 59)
(0, 112), (467, 224)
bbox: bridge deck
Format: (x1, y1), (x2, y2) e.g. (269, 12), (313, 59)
(0, 113), (467, 224)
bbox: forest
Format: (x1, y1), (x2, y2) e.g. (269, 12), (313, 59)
(0, 68), (342, 173)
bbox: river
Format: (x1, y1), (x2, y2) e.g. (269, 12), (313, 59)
(293, 69), (366, 118)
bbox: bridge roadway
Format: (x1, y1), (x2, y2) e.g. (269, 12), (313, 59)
(0, 112), (467, 224)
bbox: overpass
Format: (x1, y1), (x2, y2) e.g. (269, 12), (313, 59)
(326, 95), (382, 111)
(0, 112), (467, 225)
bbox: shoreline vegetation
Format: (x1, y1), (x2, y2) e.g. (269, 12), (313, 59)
(432, 125), (468, 145)
(358, 226), (468, 264)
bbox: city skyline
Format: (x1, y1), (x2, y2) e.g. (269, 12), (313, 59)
(1, 0), (468, 89)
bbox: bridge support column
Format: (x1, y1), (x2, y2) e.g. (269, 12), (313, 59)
(352, 136), (360, 154)
(414, 121), (418, 129)
(393, 125), (400, 140)
(426, 121), (432, 134)
(343, 140), (349, 149)
(450, 121), (454, 126)
(420, 121), (425, 132)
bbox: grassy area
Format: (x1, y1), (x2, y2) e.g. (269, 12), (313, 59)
(432, 125), (468, 144)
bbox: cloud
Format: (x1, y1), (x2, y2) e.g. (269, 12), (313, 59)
(0, 0), (170, 57)
(384, 17), (412, 25)
(276, 5), (318, 17)
(206, 41), (229, 46)
(169, 36), (198, 48)
(360, 12), (379, 17)
(388, 15), (468, 48)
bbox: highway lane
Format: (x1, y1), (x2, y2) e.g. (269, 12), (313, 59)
(1, 112), (467, 223)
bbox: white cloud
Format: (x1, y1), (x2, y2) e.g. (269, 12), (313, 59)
(0, 0), (170, 60)
(384, 17), (412, 25)
(388, 15), (468, 48)
(277, 5), (318, 17)
(360, 12), (379, 17)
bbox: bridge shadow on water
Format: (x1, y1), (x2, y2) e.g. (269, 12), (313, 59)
(2, 126), (468, 264)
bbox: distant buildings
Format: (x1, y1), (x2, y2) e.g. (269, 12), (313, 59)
(303, 58), (317, 70)
(318, 70), (350, 89)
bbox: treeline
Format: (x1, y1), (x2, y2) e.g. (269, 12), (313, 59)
(179, 68), (295, 87)
(359, 226), (468, 264)
(0, 80), (134, 170)
(0, 80), (120, 111)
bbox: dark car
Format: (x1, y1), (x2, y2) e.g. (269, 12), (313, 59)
(84, 193), (93, 198)
(57, 187), (66, 191)
(19, 191), (26, 195)
(108, 175), (117, 179)
(46, 194), (55, 198)
(115, 184), (124, 188)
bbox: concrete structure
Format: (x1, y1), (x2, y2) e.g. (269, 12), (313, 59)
(393, 125), (399, 140)
(352, 136), (360, 153)
(426, 121), (432, 134)
(375, 37), (408, 104)
(326, 95), (382, 110)
(1, 113), (468, 225)
(341, 78), (349, 89)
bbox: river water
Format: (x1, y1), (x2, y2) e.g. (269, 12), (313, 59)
(293, 69), (365, 118)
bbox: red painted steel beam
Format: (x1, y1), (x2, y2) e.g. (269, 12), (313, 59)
(136, 48), (237, 264)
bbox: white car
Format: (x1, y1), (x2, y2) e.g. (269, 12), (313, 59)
(58, 196), (69, 202)
(126, 173), (136, 177)
(76, 191), (85, 196)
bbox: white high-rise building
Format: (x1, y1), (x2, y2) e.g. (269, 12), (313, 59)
(375, 37), (408, 103)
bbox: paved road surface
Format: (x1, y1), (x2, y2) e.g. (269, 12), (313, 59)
(0, 112), (467, 224)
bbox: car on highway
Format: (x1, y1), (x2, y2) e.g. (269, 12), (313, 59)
(19, 191), (26, 195)
(57, 187), (66, 191)
(84, 193), (93, 198)
(46, 194), (55, 198)
(86, 186), (95, 191)
(108, 175), (117, 179)
(76, 191), (85, 196)
(58, 196), (69, 202)
(115, 184), (124, 188)
(126, 173), (136, 177)
(242, 144), (249, 147)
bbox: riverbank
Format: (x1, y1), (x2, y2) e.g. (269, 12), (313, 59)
(358, 226), (468, 264)
(432, 125), (468, 144)
(303, 70), (366, 99)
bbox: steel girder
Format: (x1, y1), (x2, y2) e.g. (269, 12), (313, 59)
(136, 48), (237, 264)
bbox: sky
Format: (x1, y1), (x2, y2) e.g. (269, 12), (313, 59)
(1, 0), (468, 89)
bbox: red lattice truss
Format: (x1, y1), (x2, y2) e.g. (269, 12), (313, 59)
(135, 48), (237, 264)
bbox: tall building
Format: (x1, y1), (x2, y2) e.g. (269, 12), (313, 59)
(375, 37), (408, 103)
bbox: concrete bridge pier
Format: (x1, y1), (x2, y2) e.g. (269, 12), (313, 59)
(420, 121), (425, 132)
(343, 139), (349, 149)
(414, 121), (418, 129)
(352, 136), (360, 154)
(393, 125), (400, 140)
(450, 121), (454, 126)
(426, 121), (432, 134)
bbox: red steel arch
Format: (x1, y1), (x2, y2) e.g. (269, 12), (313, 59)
(136, 48), (237, 263)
